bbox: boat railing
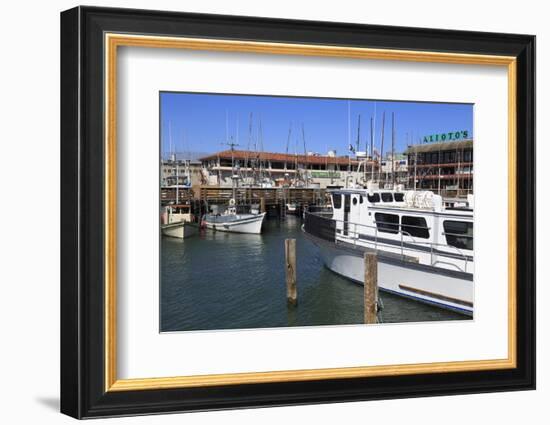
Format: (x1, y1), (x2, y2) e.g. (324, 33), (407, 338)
(304, 211), (471, 271)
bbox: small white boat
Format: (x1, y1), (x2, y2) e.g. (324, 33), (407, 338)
(203, 200), (266, 234)
(203, 142), (266, 234)
(161, 220), (199, 239)
(161, 204), (198, 239)
(286, 203), (298, 214)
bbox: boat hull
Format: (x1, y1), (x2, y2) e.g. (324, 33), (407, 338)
(203, 213), (266, 234)
(309, 234), (473, 315)
(161, 221), (198, 239)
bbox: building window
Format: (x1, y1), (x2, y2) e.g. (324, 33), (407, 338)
(443, 220), (473, 250)
(381, 192), (393, 202)
(332, 194), (342, 209)
(367, 193), (380, 203)
(402, 216), (430, 239)
(374, 213), (399, 234)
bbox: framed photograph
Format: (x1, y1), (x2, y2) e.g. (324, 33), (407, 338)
(60, 6), (535, 419)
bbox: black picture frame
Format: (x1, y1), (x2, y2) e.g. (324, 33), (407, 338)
(60, 6), (535, 419)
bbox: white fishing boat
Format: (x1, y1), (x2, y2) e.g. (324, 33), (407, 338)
(303, 184), (473, 315)
(202, 137), (266, 234)
(203, 200), (266, 234)
(161, 220), (199, 239)
(161, 204), (198, 239)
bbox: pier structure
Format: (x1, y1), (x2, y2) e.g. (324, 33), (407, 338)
(161, 186), (194, 205)
(160, 185), (328, 219)
(198, 186), (327, 218)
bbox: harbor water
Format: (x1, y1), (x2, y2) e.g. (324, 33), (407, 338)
(161, 216), (468, 332)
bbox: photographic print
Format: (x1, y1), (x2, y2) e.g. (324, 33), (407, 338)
(160, 92), (474, 332)
(61, 9), (535, 417)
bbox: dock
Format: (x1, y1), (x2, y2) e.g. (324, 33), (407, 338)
(161, 186), (328, 217)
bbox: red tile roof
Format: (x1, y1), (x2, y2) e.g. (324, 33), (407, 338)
(199, 150), (369, 166)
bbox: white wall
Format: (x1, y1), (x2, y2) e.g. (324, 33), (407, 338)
(0, 0), (545, 423)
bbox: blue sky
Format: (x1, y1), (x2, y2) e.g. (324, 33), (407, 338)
(160, 92), (473, 158)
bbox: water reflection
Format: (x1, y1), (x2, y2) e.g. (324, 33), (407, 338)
(160, 216), (465, 332)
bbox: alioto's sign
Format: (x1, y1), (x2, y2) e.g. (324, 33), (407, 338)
(423, 130), (469, 143)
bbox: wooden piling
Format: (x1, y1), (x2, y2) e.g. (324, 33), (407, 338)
(364, 252), (378, 324)
(260, 196), (266, 214)
(285, 238), (297, 305)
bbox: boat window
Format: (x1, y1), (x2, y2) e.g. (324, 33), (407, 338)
(402, 216), (429, 239)
(394, 193), (404, 202)
(443, 220), (473, 250)
(359, 196), (364, 204)
(367, 193), (380, 203)
(381, 192), (393, 202)
(374, 213), (400, 234)
(332, 194), (342, 209)
(352, 197), (358, 205)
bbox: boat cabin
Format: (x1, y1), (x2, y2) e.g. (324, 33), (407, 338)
(161, 204), (193, 224)
(329, 189), (473, 256)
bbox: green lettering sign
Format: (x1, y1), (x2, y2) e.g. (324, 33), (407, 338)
(422, 130), (470, 143)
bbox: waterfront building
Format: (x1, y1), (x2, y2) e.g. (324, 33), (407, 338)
(160, 158), (204, 187)
(199, 150), (378, 188)
(380, 153), (409, 188)
(405, 139), (473, 196)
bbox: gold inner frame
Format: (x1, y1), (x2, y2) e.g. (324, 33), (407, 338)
(104, 33), (517, 392)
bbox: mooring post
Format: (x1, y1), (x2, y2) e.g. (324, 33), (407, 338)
(285, 238), (297, 305)
(364, 252), (378, 324)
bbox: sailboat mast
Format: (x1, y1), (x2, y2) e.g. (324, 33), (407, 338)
(378, 111), (386, 183)
(356, 115), (362, 183)
(168, 121), (179, 203)
(414, 137), (418, 191)
(285, 123), (292, 180)
(245, 112), (253, 183)
(370, 116), (374, 182)
(302, 123), (308, 187)
(232, 141), (235, 200)
(347, 101), (351, 188)
(356, 114), (361, 153)
(391, 112), (395, 188)
(228, 137), (239, 201)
